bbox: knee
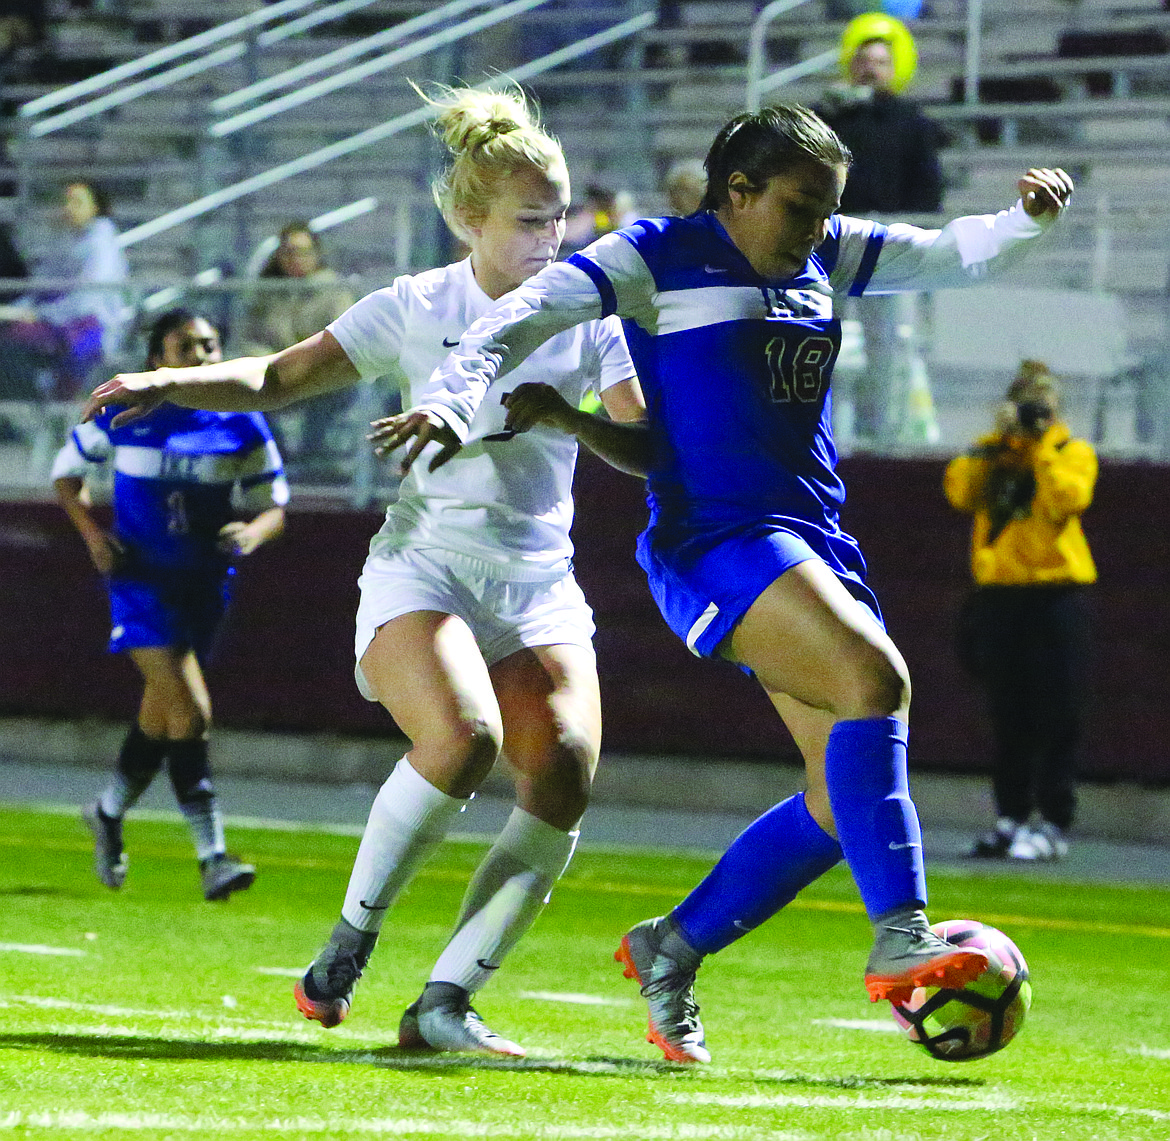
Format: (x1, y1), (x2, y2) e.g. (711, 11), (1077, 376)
(414, 718), (502, 798)
(839, 648), (911, 721)
(516, 735), (596, 830)
(169, 706), (208, 741)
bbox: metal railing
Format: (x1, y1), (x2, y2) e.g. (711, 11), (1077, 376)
(115, 9), (657, 250)
(746, 0), (828, 112)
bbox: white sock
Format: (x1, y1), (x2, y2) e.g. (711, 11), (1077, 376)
(429, 806), (579, 994)
(341, 756), (468, 934)
(180, 800), (225, 863)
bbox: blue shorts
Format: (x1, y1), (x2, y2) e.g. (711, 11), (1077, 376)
(636, 523), (883, 661)
(107, 573), (231, 661)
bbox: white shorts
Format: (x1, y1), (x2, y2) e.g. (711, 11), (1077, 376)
(353, 546), (596, 701)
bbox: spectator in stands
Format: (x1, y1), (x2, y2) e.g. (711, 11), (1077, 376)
(945, 361), (1097, 862)
(562, 182), (637, 255)
(817, 13), (942, 448)
(53, 308), (287, 900)
(662, 158), (706, 216)
(240, 221), (356, 474)
(1, 180), (129, 396)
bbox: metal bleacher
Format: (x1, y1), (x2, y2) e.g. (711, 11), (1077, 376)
(1, 0), (1168, 489)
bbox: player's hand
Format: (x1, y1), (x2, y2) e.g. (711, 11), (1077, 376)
(216, 521), (260, 557)
(502, 383), (579, 434)
(1018, 168), (1073, 219)
(84, 368), (183, 427)
(368, 408), (462, 474)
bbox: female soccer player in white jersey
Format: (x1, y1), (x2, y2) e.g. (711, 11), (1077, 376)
(55, 308), (288, 902)
(87, 86), (645, 1056)
(359, 104), (1074, 1063)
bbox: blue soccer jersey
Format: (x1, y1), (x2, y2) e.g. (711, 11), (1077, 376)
(416, 199), (1054, 653)
(52, 404), (289, 578)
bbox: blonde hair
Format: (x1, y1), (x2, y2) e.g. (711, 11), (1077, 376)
(1006, 359), (1060, 405)
(414, 83), (566, 243)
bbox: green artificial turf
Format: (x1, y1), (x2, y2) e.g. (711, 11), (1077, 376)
(0, 804), (1167, 1139)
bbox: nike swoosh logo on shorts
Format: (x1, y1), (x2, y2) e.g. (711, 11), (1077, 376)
(888, 841), (920, 850)
(442, 337), (459, 347)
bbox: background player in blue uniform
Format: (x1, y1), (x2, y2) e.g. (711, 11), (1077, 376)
(54, 309), (288, 901)
(367, 104), (1074, 1063)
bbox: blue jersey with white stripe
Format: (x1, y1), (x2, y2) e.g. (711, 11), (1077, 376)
(68, 405), (284, 576)
(570, 211), (885, 564)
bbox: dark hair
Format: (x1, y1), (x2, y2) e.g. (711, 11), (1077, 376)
(145, 307), (213, 366)
(700, 103), (852, 211)
(260, 220), (321, 278)
(67, 180), (113, 217)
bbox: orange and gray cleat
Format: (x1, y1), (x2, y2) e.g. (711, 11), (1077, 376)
(865, 910), (990, 1003)
(615, 916), (711, 1064)
(294, 918), (377, 1028)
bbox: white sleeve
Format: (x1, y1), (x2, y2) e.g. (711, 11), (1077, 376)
(830, 202), (1053, 296)
(50, 420), (111, 481)
(591, 315), (638, 394)
(235, 440), (291, 511)
(417, 232), (654, 441)
(326, 280), (408, 380)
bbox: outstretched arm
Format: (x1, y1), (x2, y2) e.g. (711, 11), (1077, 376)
(85, 331), (360, 427)
(835, 168), (1075, 295)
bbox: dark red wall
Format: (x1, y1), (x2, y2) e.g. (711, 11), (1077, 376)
(3, 451), (1167, 781)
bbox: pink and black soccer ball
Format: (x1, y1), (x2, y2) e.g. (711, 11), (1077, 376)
(891, 919), (1031, 1061)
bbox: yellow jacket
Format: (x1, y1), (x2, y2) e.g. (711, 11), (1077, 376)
(944, 421), (1097, 586)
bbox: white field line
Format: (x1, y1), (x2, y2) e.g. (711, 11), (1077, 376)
(811, 1017), (901, 1033)
(0, 994), (398, 1043)
(1130, 1045), (1170, 1059)
(255, 966), (308, 977)
(517, 991), (632, 1006)
(674, 1091), (1170, 1123)
(0, 1113), (812, 1139)
(0, 942), (86, 956)
(672, 1091), (1020, 1112)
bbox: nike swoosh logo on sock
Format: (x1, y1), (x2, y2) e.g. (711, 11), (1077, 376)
(358, 899), (388, 910)
(476, 959), (501, 971)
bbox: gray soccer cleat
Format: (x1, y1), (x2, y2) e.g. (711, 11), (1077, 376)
(865, 908), (990, 1003)
(398, 982), (526, 1056)
(294, 919), (378, 1029)
(615, 915), (710, 1064)
(199, 853), (255, 901)
(83, 803), (127, 890)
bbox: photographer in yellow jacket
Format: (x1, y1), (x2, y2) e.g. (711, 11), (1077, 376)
(945, 361), (1096, 862)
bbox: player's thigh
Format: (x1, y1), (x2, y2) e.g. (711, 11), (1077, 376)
(490, 643), (601, 827)
(128, 646), (209, 734)
(491, 642), (602, 776)
(359, 610), (503, 754)
(726, 559), (909, 718)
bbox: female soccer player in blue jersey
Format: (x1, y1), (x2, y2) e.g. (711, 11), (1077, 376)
(55, 309), (288, 901)
(364, 103), (1074, 1063)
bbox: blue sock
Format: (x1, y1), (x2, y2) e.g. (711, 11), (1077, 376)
(672, 793), (842, 955)
(825, 716), (926, 921)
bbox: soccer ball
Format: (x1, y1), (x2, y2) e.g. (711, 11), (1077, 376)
(890, 919), (1031, 1061)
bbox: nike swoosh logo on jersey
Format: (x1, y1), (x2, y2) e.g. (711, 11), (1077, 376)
(358, 899), (388, 910)
(476, 958), (501, 971)
(442, 337), (459, 347)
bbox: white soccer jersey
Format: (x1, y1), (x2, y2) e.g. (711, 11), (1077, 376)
(328, 257), (636, 580)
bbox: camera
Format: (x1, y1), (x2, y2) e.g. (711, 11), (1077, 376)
(1016, 400), (1051, 433)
